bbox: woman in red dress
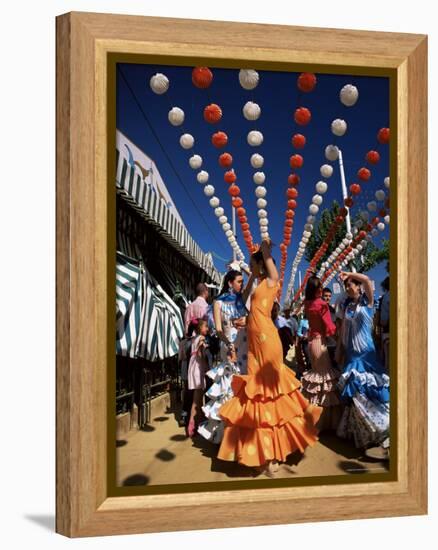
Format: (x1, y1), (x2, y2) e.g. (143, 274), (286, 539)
(300, 276), (343, 431)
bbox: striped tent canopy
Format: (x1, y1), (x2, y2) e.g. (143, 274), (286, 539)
(116, 149), (221, 285)
(136, 267), (184, 361)
(116, 252), (143, 358)
(116, 251), (184, 362)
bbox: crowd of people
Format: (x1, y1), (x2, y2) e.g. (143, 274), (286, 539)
(177, 240), (390, 477)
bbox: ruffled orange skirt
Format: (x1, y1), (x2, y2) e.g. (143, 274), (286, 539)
(217, 365), (322, 467)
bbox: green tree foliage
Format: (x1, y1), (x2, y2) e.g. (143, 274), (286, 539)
(304, 201), (389, 273)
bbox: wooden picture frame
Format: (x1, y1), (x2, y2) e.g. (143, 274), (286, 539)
(56, 11), (428, 537)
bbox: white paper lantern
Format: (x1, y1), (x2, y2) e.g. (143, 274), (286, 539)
(331, 118), (347, 137)
(312, 194), (323, 206)
(243, 101), (261, 120)
(251, 153), (264, 168)
(209, 197), (220, 208)
(302, 237), (309, 244)
(377, 222), (385, 232)
(168, 107), (185, 126)
(203, 184), (215, 197)
(315, 181), (328, 194)
(225, 230), (233, 237)
(356, 244), (363, 252)
(345, 232), (353, 240)
(384, 215), (390, 225)
(307, 215), (316, 224)
(228, 236), (236, 243)
(247, 130), (264, 146)
(257, 198), (267, 209)
(257, 209), (268, 218)
(336, 247), (341, 254)
(353, 249), (360, 256)
(214, 207), (224, 217)
(253, 172), (266, 184)
(239, 69), (259, 90)
(325, 145), (339, 161)
(197, 170), (209, 184)
(180, 133), (194, 149)
(303, 230), (311, 238)
(261, 233), (270, 241)
(371, 228), (379, 236)
(340, 84), (359, 107)
(259, 218), (269, 227)
(367, 201), (377, 212)
(384, 177), (390, 189)
(222, 223), (231, 231)
(150, 73), (169, 94)
(339, 243), (345, 250)
(304, 223), (313, 231)
(360, 211), (370, 221)
(255, 186), (267, 198)
(309, 204), (319, 215)
(342, 238), (350, 246)
(189, 155), (202, 169)
(218, 215), (228, 225)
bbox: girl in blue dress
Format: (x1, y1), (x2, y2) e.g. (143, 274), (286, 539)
(335, 271), (390, 450)
(197, 269), (251, 444)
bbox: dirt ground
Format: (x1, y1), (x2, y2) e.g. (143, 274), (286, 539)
(116, 400), (389, 487)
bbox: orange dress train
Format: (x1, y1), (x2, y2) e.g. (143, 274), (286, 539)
(217, 278), (323, 467)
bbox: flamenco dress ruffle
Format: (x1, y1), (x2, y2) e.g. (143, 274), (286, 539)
(336, 350), (390, 448)
(197, 361), (240, 444)
(217, 356), (322, 467)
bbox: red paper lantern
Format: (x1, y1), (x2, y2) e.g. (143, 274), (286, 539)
(290, 154), (304, 169)
(218, 152), (233, 168)
(236, 207), (246, 217)
(288, 174), (300, 186)
(212, 131), (228, 148)
(377, 127), (390, 144)
(379, 209), (387, 217)
(241, 223), (250, 231)
(366, 150), (380, 165)
(297, 72), (317, 92)
(224, 170), (237, 184)
(239, 216), (247, 224)
(292, 133), (306, 149)
(284, 238), (291, 245)
(285, 219), (293, 227)
(287, 188), (299, 199)
(228, 185), (240, 197)
(371, 216), (380, 226)
(232, 197), (243, 208)
(294, 107), (311, 126)
(285, 210), (294, 219)
(280, 243), (287, 251)
(344, 197), (354, 208)
(350, 183), (361, 195)
(357, 167), (371, 181)
(287, 200), (297, 210)
(203, 103), (222, 124)
(243, 230), (251, 238)
(192, 67), (213, 89)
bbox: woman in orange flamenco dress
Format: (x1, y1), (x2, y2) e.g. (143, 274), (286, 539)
(217, 240), (323, 476)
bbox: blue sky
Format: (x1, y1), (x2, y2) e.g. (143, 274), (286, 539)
(116, 63), (390, 300)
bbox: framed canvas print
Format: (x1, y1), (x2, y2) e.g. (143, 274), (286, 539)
(56, 12), (428, 537)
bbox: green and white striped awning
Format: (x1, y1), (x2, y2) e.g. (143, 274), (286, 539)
(116, 252), (143, 358)
(116, 251), (184, 361)
(136, 268), (184, 361)
(116, 149), (221, 284)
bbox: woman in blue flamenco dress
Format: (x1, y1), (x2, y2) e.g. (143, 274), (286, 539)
(335, 271), (390, 451)
(197, 269), (251, 444)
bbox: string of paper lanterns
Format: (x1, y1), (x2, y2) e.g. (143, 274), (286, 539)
(277, 73), (318, 295)
(150, 70), (246, 261)
(193, 66), (257, 253)
(238, 69), (271, 244)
